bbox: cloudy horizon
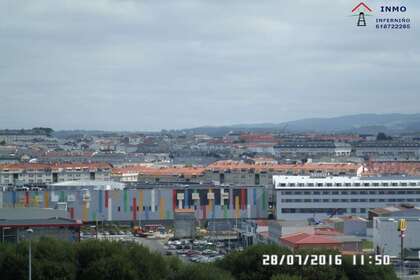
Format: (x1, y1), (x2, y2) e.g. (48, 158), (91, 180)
(1, 0), (419, 131)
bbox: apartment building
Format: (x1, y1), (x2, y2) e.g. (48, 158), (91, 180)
(0, 130), (50, 143)
(204, 160), (362, 186)
(111, 161), (362, 186)
(273, 175), (420, 220)
(354, 141), (420, 159)
(274, 141), (352, 159)
(0, 163), (112, 186)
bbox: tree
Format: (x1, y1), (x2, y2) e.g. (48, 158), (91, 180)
(170, 263), (233, 280)
(341, 256), (397, 280)
(32, 237), (76, 280)
(271, 275), (302, 280)
(293, 248), (347, 280)
(376, 132), (392, 141)
(216, 244), (295, 280)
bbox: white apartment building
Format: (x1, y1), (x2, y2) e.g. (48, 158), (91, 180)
(273, 175), (420, 220)
(0, 163), (112, 185)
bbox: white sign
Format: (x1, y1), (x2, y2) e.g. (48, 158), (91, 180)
(177, 193), (184, 200)
(192, 193), (200, 200)
(207, 192), (215, 200)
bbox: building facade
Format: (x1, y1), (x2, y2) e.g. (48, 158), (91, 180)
(273, 175), (420, 220)
(0, 163), (112, 186)
(0, 184), (268, 222)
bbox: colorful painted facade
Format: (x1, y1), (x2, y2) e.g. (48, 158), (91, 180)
(0, 186), (268, 222)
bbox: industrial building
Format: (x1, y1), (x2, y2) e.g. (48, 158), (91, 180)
(0, 183), (268, 223)
(0, 208), (81, 243)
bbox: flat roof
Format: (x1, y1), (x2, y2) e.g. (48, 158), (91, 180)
(0, 217), (82, 227)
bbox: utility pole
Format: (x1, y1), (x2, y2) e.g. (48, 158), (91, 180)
(26, 228), (34, 280)
(398, 219), (407, 277)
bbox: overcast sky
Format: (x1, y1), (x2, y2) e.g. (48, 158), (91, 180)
(1, 0), (419, 131)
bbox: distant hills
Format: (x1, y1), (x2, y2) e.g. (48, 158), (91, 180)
(176, 113), (420, 136)
(50, 113), (420, 137)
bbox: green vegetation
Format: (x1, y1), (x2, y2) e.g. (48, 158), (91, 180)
(0, 239), (397, 280)
(362, 240), (373, 250)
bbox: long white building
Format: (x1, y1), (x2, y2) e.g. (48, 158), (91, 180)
(273, 175), (420, 220)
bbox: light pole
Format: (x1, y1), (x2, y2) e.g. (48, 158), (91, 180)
(26, 228), (34, 280)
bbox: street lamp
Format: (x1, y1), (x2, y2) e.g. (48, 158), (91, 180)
(26, 228), (34, 280)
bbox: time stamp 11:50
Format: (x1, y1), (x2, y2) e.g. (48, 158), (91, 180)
(262, 255), (391, 266)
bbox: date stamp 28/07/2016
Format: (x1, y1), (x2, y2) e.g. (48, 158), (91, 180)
(262, 255), (391, 266)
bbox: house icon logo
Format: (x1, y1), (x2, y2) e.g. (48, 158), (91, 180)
(352, 2), (373, 26)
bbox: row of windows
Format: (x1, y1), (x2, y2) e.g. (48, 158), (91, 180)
(280, 198), (420, 203)
(280, 190), (420, 195)
(277, 181), (420, 187)
(281, 208), (367, 214)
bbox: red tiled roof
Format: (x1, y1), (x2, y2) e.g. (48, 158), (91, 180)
(363, 161), (420, 176)
(280, 232), (340, 245)
(112, 165), (205, 177)
(0, 162), (112, 171)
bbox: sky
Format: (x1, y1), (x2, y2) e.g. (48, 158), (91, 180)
(1, 0), (419, 131)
